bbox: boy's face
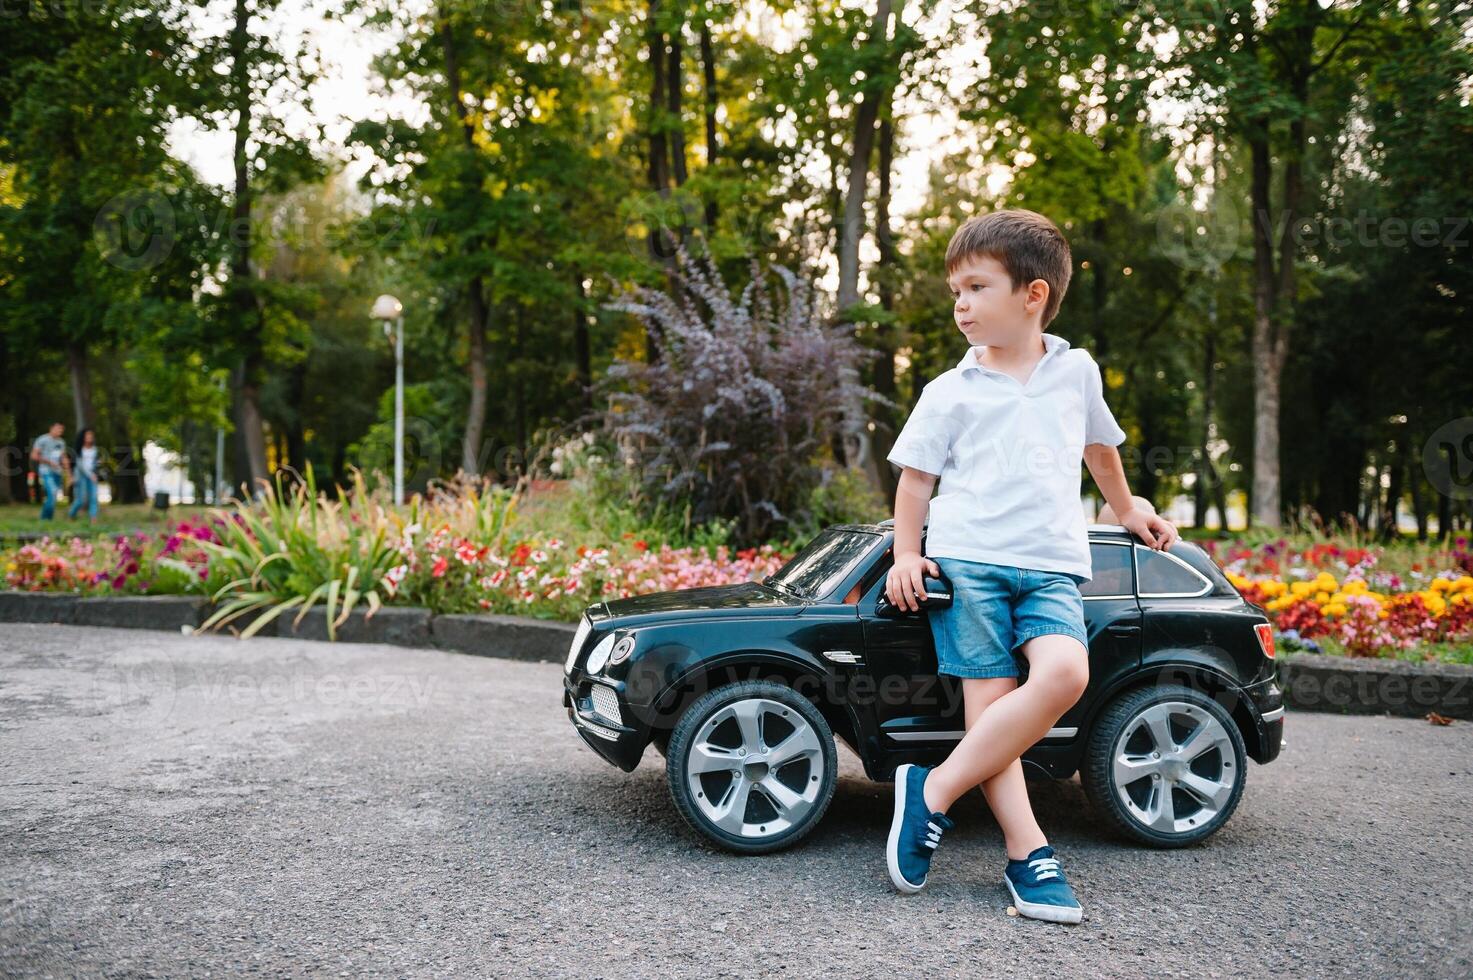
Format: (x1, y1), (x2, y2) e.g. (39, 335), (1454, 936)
(946, 253), (1047, 348)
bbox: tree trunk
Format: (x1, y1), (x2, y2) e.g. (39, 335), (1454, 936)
(699, 20), (718, 231)
(1248, 124), (1291, 530)
(1438, 443), (1454, 540)
(229, 0), (269, 496)
(644, 0), (675, 364)
(1380, 437), (1403, 541)
(833, 0), (902, 485)
(67, 342), (94, 432)
(439, 7), (492, 478)
(666, 20), (688, 188)
(871, 114), (900, 505)
(835, 0), (893, 314)
(1410, 438), (1429, 540)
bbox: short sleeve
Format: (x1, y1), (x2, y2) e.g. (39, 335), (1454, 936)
(1084, 356), (1127, 447)
(886, 383), (952, 476)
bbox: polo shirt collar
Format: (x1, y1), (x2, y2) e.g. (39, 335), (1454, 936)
(958, 332), (1070, 376)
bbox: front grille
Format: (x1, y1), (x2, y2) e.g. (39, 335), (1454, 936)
(577, 715), (621, 741)
(590, 684), (623, 726)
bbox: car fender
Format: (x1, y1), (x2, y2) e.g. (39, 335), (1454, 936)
(642, 647), (863, 744)
(1081, 656), (1272, 759)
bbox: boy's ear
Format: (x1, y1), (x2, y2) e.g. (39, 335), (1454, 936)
(1024, 278), (1049, 311)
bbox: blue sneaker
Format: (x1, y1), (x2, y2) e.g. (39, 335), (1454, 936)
(886, 763), (954, 893)
(1003, 845), (1083, 924)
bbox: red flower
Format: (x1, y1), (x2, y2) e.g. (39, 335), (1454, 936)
(431, 555), (449, 578)
(634, 540), (648, 552)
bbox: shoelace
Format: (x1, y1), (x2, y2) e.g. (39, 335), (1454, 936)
(1027, 856), (1062, 882)
(922, 820), (945, 850)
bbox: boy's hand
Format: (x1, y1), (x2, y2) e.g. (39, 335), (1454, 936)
(1119, 508), (1179, 551)
(887, 552), (941, 612)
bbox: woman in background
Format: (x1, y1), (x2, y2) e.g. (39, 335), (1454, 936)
(68, 427), (101, 524)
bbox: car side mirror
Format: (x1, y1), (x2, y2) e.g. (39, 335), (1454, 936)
(874, 568), (954, 618)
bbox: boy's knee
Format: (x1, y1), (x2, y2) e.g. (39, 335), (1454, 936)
(1031, 647), (1089, 702)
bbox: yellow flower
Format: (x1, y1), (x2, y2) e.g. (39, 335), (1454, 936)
(1430, 577), (1454, 593)
(1322, 602), (1347, 618)
(1452, 576), (1473, 594)
(1290, 581), (1316, 597)
(1315, 591), (1330, 604)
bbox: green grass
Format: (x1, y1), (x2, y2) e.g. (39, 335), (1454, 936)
(0, 502), (215, 539)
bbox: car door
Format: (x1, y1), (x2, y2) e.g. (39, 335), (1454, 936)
(857, 539), (966, 744)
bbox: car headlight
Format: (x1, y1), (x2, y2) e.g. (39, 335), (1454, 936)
(565, 614), (593, 675)
(585, 632), (617, 675)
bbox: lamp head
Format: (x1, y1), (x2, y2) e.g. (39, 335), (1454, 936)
(371, 294), (403, 320)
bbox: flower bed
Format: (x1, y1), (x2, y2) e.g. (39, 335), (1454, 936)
(382, 525), (789, 621)
(3, 500), (789, 628)
(1208, 537), (1473, 660)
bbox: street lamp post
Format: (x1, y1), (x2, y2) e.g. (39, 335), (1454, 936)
(372, 294), (405, 506)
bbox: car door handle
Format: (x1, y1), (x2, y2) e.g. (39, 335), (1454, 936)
(1108, 624), (1141, 637)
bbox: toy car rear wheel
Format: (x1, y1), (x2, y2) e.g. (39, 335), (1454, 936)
(666, 680), (837, 855)
(1080, 684), (1247, 848)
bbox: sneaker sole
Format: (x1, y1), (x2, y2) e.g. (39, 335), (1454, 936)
(1004, 876), (1083, 924)
(886, 764), (925, 894)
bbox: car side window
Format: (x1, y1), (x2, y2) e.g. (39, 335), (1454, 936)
(1081, 543), (1134, 598)
(1136, 547), (1210, 596)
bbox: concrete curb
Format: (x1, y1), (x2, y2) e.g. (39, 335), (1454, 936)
(0, 590), (573, 666)
(1279, 652), (1473, 721)
(431, 613), (577, 664)
(276, 606), (434, 648)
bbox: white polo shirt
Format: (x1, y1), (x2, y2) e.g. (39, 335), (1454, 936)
(885, 332), (1127, 582)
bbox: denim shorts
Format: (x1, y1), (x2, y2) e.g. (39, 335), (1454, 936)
(927, 557), (1089, 679)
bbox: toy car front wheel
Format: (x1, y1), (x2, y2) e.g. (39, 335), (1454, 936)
(1081, 684), (1247, 847)
(666, 680), (837, 855)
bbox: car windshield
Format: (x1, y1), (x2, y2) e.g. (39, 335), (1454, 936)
(765, 528), (879, 600)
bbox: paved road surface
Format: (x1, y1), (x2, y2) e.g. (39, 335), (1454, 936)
(2, 624), (1471, 978)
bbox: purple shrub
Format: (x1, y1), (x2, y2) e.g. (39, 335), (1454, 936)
(599, 246), (887, 543)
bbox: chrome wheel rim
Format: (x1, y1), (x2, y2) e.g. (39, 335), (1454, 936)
(1111, 700), (1238, 836)
(685, 697), (825, 839)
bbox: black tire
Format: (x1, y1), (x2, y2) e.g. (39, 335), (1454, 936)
(1081, 683), (1248, 848)
(666, 680), (838, 855)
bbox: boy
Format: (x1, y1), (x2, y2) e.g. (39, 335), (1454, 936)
(882, 209), (1179, 923)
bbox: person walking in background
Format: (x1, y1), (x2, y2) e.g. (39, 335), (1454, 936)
(29, 422), (70, 521)
(68, 427), (101, 524)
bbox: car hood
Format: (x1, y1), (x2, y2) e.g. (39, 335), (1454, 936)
(591, 581), (805, 626)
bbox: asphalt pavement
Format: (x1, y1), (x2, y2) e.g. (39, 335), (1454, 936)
(2, 624), (1471, 978)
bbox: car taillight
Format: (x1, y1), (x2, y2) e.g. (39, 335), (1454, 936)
(1254, 622), (1276, 659)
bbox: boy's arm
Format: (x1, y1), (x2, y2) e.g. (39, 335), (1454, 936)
(1083, 443), (1179, 551)
(893, 466), (936, 561)
(887, 466), (942, 612)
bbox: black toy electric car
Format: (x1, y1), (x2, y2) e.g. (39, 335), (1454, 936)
(562, 520), (1284, 854)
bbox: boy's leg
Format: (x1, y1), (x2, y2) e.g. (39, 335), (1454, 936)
(922, 633), (1088, 814)
(961, 677), (1048, 860)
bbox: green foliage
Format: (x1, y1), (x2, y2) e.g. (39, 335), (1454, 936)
(196, 464), (402, 640)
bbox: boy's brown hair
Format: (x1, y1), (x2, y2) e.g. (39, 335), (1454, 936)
(945, 209), (1073, 327)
